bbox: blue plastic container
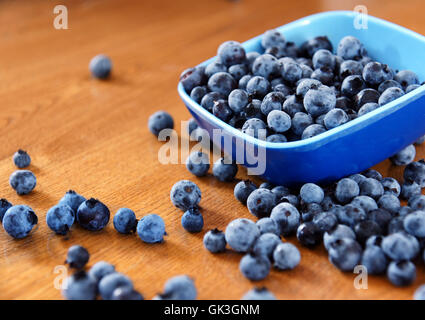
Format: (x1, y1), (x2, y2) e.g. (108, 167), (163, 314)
(177, 11), (425, 186)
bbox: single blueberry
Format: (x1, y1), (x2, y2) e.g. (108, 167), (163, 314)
(246, 76), (270, 98)
(336, 204), (366, 228)
(261, 92), (285, 116)
(261, 29), (285, 49)
(9, 170), (36, 195)
(368, 208), (392, 231)
(362, 62), (393, 86)
(270, 202), (300, 236)
(377, 194), (400, 215)
(406, 84), (421, 93)
(0, 199), (13, 223)
(354, 220), (382, 245)
(281, 61), (303, 84)
(400, 182), (421, 200)
(283, 96), (305, 117)
(311, 66), (335, 85)
(181, 208), (204, 233)
(212, 99), (233, 122)
(65, 245), (89, 269)
(186, 151), (210, 177)
(190, 86), (207, 104)
(163, 275), (197, 300)
(361, 245), (388, 275)
(296, 222), (321, 247)
(403, 211), (425, 237)
(148, 111), (174, 136)
(58, 190), (86, 213)
(394, 70), (419, 90)
(228, 89), (249, 113)
(113, 208), (137, 234)
(252, 54), (279, 79)
(382, 232), (420, 261)
(351, 195), (378, 212)
(212, 157), (238, 182)
(239, 253), (271, 281)
(358, 102), (379, 116)
(312, 49), (335, 70)
(300, 183), (324, 204)
(207, 72), (236, 96)
(378, 87), (404, 106)
(355, 88), (380, 109)
(301, 124), (326, 140)
(137, 214), (166, 244)
(390, 144), (416, 166)
(323, 224), (356, 251)
(301, 36), (333, 58)
(76, 198), (110, 231)
(200, 92), (225, 112)
(312, 211), (338, 233)
(225, 218), (260, 252)
(273, 242), (301, 270)
(256, 217), (279, 236)
(99, 272), (133, 300)
(234, 180), (257, 205)
(13, 150), (31, 168)
(89, 54), (112, 79)
(328, 238), (362, 272)
(404, 160), (425, 187)
(46, 204), (75, 235)
(335, 178), (360, 204)
(242, 287), (276, 300)
(170, 180), (201, 210)
(341, 75), (366, 98)
(359, 178), (384, 200)
(205, 61), (227, 78)
(387, 260), (416, 287)
(266, 134), (287, 143)
(203, 228), (226, 253)
(217, 41), (246, 67)
(62, 271), (97, 300)
(304, 85), (336, 117)
(3, 205), (37, 239)
(88, 261), (115, 282)
(252, 232), (281, 260)
(337, 36), (366, 60)
(339, 60), (363, 79)
(228, 63), (248, 81)
(378, 79), (403, 94)
(291, 112), (313, 136)
(381, 177), (401, 197)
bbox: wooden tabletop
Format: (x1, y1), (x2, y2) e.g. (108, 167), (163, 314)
(0, 0), (424, 300)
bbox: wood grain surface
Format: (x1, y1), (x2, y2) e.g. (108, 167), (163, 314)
(0, 0), (424, 300)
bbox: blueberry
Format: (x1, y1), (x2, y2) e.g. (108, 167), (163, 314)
(351, 195), (378, 212)
(62, 271), (97, 300)
(208, 72), (236, 96)
(300, 183), (324, 204)
(229, 63), (248, 81)
(365, 234), (384, 247)
(335, 178), (359, 204)
(225, 218), (260, 252)
(76, 198), (110, 231)
(213, 99), (233, 122)
(406, 84), (421, 93)
(323, 224), (356, 251)
(273, 242), (301, 270)
(328, 238), (362, 272)
(394, 70), (419, 90)
(99, 272), (133, 300)
(46, 204), (75, 235)
(388, 216), (406, 234)
(296, 222), (321, 247)
(267, 110), (291, 133)
(259, 182), (274, 190)
(281, 62), (303, 84)
(242, 118), (267, 140)
(246, 52), (260, 69)
(59, 190), (86, 213)
(358, 102), (379, 116)
(111, 287), (144, 300)
(246, 76), (270, 98)
(278, 195), (300, 208)
(361, 245), (388, 275)
(163, 275), (197, 300)
(148, 111), (174, 136)
(137, 214), (166, 243)
(301, 202), (323, 222)
(300, 65), (314, 78)
(88, 261), (115, 282)
(217, 41), (246, 67)
(238, 75), (252, 90)
(203, 228), (226, 253)
(212, 157), (238, 182)
(414, 285), (425, 300)
(404, 211), (425, 237)
(368, 208), (392, 231)
(234, 180), (257, 205)
(291, 112), (312, 136)
(359, 178), (384, 200)
(399, 206), (414, 217)
(378, 194), (400, 215)
(339, 60), (363, 79)
(2, 205), (37, 239)
(190, 86), (207, 104)
(378, 87), (404, 106)
(113, 208), (137, 234)
(362, 62), (393, 86)
(267, 134), (287, 143)
(301, 124), (326, 140)
(354, 220), (382, 245)
(401, 182), (421, 200)
(228, 89), (249, 113)
(0, 199), (12, 223)
(382, 232), (419, 260)
(270, 202), (300, 236)
(252, 54), (279, 79)
(301, 36), (333, 58)
(312, 49), (335, 70)
(390, 144), (416, 166)
(181, 207), (203, 233)
(297, 57), (313, 68)
(206, 60), (227, 78)
(65, 245), (89, 269)
(283, 96), (305, 117)
(387, 260), (416, 287)
(244, 99), (263, 119)
(186, 151), (210, 177)
(311, 67), (335, 85)
(381, 177), (401, 197)
(89, 54), (112, 79)
(9, 170), (36, 195)
(246, 188), (276, 218)
(363, 169), (383, 181)
(261, 92), (285, 116)
(404, 160), (425, 187)
(378, 79), (403, 94)
(337, 36), (366, 60)
(312, 211), (338, 233)
(256, 217), (279, 235)
(200, 92), (224, 112)
(252, 232), (281, 260)
(304, 85), (336, 117)
(261, 29), (285, 49)
(295, 79), (322, 98)
(355, 88), (380, 109)
(336, 204), (366, 227)
(13, 150), (31, 168)
(242, 287), (276, 300)
(341, 75), (366, 98)
(321, 195), (337, 211)
(170, 180), (201, 210)
(349, 173), (367, 185)
(240, 253), (271, 281)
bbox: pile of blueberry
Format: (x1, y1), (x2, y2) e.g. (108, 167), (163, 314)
(62, 245), (197, 300)
(180, 31), (423, 142)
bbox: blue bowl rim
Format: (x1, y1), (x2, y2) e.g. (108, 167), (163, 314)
(177, 10), (425, 149)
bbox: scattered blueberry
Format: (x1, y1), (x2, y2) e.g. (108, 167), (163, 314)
(403, 211), (425, 237)
(137, 214), (166, 244)
(225, 218), (260, 252)
(89, 54), (112, 79)
(59, 190), (86, 213)
(239, 253), (271, 281)
(273, 242), (301, 270)
(163, 275), (197, 300)
(246, 188), (276, 218)
(170, 180), (201, 210)
(65, 245), (89, 269)
(13, 150), (31, 168)
(203, 228), (226, 253)
(9, 170), (36, 195)
(300, 183), (324, 204)
(328, 238), (362, 272)
(76, 198), (110, 231)
(2, 205), (37, 239)
(88, 261), (116, 282)
(148, 111), (174, 136)
(361, 245), (388, 275)
(382, 232), (419, 261)
(181, 207), (204, 233)
(113, 208), (137, 234)
(180, 66), (206, 93)
(256, 217), (279, 236)
(270, 202), (300, 236)
(62, 271), (97, 300)
(242, 287), (276, 300)
(0, 199), (12, 223)
(212, 157), (238, 182)
(234, 180), (257, 205)
(387, 260), (416, 287)
(186, 151), (210, 177)
(99, 272), (133, 300)
(335, 178), (359, 204)
(46, 204), (75, 235)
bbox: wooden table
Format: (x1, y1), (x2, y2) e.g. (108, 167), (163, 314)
(0, 0), (424, 300)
